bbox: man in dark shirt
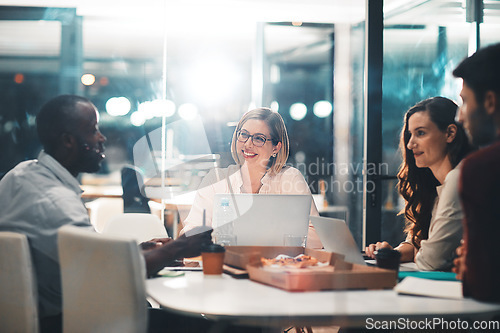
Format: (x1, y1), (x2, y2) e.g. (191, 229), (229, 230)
(452, 43), (500, 302)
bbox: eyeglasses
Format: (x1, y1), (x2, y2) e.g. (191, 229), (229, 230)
(236, 130), (272, 147)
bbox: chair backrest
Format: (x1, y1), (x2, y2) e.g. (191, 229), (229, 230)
(101, 213), (168, 243)
(121, 165), (151, 214)
(85, 197), (124, 232)
(58, 225), (148, 333)
(0, 231), (39, 333)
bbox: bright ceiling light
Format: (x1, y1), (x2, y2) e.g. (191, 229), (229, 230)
(150, 99), (176, 118)
(130, 111), (146, 127)
(290, 103), (307, 121)
(178, 103), (198, 120)
(270, 64), (280, 83)
(313, 100), (332, 118)
(270, 101), (279, 112)
(185, 57), (241, 104)
(81, 73), (95, 86)
(138, 101), (155, 120)
(105, 97), (131, 116)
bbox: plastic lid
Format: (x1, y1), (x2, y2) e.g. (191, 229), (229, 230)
(374, 248), (401, 260)
(201, 242), (226, 253)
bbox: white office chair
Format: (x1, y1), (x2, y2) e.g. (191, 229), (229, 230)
(85, 197), (124, 232)
(58, 225), (148, 333)
(0, 231), (39, 333)
(101, 213), (168, 243)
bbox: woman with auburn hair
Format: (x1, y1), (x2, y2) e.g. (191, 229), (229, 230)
(365, 97), (473, 270)
(181, 107), (321, 248)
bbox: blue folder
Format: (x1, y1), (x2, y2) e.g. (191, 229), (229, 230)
(398, 271), (457, 281)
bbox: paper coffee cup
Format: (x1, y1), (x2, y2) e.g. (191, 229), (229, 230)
(201, 243), (225, 275)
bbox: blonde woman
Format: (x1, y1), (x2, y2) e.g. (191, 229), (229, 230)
(181, 107), (321, 248)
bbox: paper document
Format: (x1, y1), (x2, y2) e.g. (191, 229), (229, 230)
(394, 277), (463, 299)
(399, 262), (418, 271)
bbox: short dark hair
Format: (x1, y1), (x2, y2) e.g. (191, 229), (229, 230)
(453, 43), (500, 104)
(36, 95), (92, 152)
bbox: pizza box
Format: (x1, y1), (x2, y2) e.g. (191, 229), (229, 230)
(223, 246), (397, 291)
(223, 246), (335, 270)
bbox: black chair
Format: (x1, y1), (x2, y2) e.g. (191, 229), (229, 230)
(121, 165), (151, 214)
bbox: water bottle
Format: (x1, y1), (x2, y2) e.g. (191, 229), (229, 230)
(213, 197), (237, 246)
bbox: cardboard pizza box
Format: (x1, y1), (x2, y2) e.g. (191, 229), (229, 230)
(224, 246), (397, 291)
(224, 246), (336, 269)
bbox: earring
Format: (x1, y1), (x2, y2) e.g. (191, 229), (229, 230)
(272, 153), (277, 157)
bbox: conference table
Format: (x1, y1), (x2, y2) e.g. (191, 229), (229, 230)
(80, 185), (123, 199)
(146, 271), (500, 331)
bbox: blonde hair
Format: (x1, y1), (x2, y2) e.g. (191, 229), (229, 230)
(230, 107), (289, 175)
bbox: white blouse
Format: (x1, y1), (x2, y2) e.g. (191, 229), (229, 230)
(410, 165), (464, 271)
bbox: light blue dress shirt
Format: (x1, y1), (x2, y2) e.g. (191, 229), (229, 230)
(0, 151), (93, 318)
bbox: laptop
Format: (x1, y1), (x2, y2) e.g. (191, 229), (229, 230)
(213, 194), (311, 246)
(310, 216), (366, 265)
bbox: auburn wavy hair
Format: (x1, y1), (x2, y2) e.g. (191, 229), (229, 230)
(397, 97), (473, 249)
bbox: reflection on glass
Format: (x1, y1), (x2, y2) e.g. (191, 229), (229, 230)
(1, 1), (499, 246)
(380, 0), (500, 246)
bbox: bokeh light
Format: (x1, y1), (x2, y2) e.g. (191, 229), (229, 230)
(130, 111), (146, 127)
(105, 97), (131, 116)
(270, 101), (279, 112)
(150, 99), (176, 118)
(185, 57), (241, 104)
(99, 77), (109, 86)
(313, 100), (332, 118)
(14, 73), (24, 84)
(138, 101), (155, 120)
(178, 103), (198, 120)
(81, 74), (96, 86)
(289, 103), (307, 121)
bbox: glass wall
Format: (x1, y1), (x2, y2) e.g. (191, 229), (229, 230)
(379, 0), (500, 246)
(261, 21), (367, 246)
(0, 1), (366, 239)
(262, 23), (335, 200)
(1, 0), (499, 244)
(0, 18), (62, 175)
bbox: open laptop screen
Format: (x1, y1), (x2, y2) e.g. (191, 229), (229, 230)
(213, 194), (311, 246)
(310, 215), (366, 265)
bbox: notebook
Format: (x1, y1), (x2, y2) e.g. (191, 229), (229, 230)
(213, 194), (311, 246)
(310, 215), (366, 265)
(394, 277), (463, 299)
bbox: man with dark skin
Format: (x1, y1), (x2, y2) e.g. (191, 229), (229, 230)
(452, 43), (500, 302)
(0, 95), (212, 332)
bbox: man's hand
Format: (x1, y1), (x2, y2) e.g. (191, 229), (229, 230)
(452, 242), (467, 280)
(175, 226), (213, 259)
(143, 226), (213, 276)
(140, 237), (172, 251)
